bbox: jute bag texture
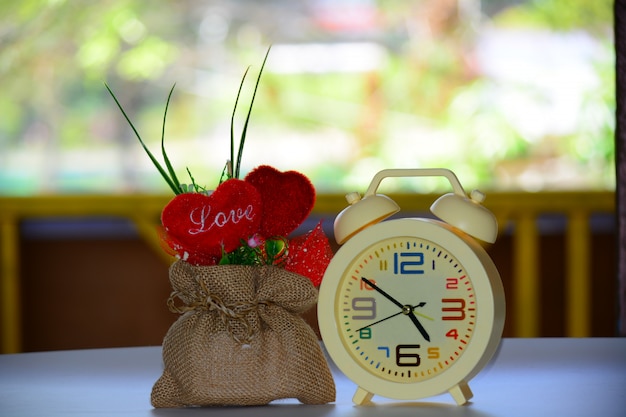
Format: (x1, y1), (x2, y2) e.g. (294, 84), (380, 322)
(151, 260), (336, 407)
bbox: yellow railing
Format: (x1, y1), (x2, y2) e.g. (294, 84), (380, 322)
(0, 191), (615, 352)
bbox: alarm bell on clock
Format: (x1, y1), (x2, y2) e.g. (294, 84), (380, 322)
(333, 168), (498, 245)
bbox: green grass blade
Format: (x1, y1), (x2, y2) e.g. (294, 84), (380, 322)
(105, 83), (181, 194)
(186, 167), (206, 193)
(161, 84), (182, 193)
(230, 67), (250, 179)
(234, 46), (271, 179)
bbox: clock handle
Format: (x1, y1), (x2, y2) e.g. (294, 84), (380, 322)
(365, 168), (497, 243)
(334, 168), (498, 244)
(363, 168), (466, 198)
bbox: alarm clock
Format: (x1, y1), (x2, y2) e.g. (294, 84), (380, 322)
(318, 168), (505, 406)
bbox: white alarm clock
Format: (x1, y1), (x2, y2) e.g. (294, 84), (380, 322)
(318, 168), (505, 405)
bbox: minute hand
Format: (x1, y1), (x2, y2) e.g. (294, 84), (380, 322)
(361, 277), (430, 342)
(407, 311), (430, 342)
(361, 277), (404, 309)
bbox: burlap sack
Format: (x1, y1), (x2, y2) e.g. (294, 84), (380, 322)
(151, 260), (336, 407)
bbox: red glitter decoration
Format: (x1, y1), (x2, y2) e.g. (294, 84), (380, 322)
(284, 222), (334, 286)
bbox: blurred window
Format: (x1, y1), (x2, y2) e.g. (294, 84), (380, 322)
(0, 0), (614, 194)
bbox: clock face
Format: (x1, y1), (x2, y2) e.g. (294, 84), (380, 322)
(335, 235), (476, 384)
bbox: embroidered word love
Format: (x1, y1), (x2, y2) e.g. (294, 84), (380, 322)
(189, 204), (256, 235)
(161, 179), (263, 260)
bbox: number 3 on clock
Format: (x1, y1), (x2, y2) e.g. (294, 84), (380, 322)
(442, 298), (466, 321)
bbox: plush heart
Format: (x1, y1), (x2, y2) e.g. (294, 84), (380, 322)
(244, 165), (315, 237)
(161, 179), (262, 261)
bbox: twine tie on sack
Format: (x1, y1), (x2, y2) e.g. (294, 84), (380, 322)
(167, 277), (267, 344)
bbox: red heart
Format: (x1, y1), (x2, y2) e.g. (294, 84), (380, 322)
(161, 179), (262, 261)
(244, 165), (315, 237)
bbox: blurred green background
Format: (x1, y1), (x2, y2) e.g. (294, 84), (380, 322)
(0, 0), (615, 195)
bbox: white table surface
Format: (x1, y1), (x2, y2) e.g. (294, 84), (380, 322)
(1, 338), (625, 417)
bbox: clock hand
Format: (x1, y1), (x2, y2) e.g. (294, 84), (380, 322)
(355, 303), (426, 332)
(407, 311), (430, 342)
(411, 302), (434, 320)
(407, 301), (431, 340)
(356, 311), (403, 332)
(361, 277), (430, 342)
(361, 277), (404, 309)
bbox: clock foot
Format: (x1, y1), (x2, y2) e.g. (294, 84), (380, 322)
(352, 387), (374, 405)
(449, 380), (473, 405)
